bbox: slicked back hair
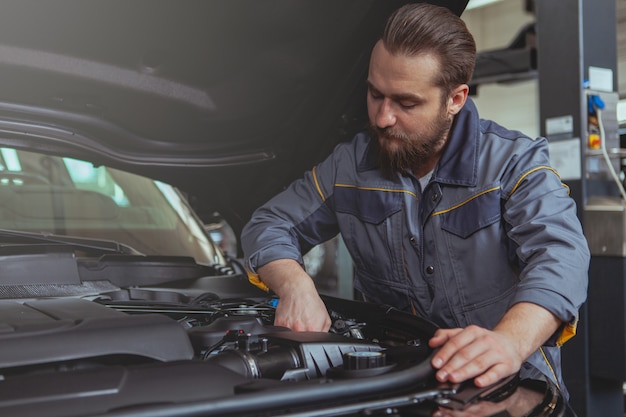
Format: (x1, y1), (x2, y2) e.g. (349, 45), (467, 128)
(381, 3), (476, 97)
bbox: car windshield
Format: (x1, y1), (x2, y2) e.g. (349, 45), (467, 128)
(0, 147), (225, 265)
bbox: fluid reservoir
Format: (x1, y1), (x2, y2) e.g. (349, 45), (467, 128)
(343, 351), (387, 370)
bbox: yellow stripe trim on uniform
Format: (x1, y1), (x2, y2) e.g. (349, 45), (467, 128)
(312, 166), (326, 202)
(247, 269), (270, 292)
(540, 347), (561, 390)
(556, 320), (577, 347)
(431, 186), (500, 217)
(507, 166), (562, 200)
(334, 183), (418, 199)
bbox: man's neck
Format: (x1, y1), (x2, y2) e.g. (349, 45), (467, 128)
(412, 159), (438, 179)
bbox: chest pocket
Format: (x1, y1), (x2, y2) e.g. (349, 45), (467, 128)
(439, 187), (501, 238)
(333, 185), (403, 224)
(333, 185), (407, 293)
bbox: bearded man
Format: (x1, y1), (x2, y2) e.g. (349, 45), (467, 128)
(241, 2), (589, 397)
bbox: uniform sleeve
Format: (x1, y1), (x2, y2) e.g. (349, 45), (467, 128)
(241, 141), (350, 281)
(501, 137), (589, 346)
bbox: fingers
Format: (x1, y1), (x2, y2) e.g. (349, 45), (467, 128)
(474, 364), (508, 387)
(280, 311), (331, 332)
(273, 294), (331, 332)
(429, 328), (463, 348)
(429, 326), (519, 387)
(257, 259), (331, 331)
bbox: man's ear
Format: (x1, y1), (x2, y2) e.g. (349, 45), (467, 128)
(447, 84), (469, 115)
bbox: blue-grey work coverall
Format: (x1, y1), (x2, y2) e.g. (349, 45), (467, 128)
(242, 98), (590, 396)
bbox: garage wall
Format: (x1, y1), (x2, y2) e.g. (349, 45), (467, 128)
(462, 0), (539, 138)
(617, 0), (626, 97)
(463, 0), (625, 136)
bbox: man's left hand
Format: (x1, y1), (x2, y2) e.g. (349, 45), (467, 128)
(428, 325), (523, 387)
(428, 302), (562, 388)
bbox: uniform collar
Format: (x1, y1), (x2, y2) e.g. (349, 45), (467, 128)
(432, 97), (479, 187)
(358, 98), (480, 187)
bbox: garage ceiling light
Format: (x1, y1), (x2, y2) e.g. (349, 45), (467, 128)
(466, 0), (505, 10)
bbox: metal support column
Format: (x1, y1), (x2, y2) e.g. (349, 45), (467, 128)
(536, 0), (620, 416)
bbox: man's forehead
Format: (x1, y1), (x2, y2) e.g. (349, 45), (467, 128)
(368, 44), (441, 97)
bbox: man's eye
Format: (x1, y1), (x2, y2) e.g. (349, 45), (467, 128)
(400, 102), (417, 109)
(368, 90), (383, 100)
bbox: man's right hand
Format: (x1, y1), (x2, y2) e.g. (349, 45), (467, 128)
(257, 259), (331, 332)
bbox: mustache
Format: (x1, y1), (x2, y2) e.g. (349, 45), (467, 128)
(368, 125), (409, 142)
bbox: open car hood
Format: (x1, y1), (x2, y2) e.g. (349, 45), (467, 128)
(0, 0), (468, 233)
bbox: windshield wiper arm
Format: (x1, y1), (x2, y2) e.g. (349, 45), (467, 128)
(0, 229), (143, 255)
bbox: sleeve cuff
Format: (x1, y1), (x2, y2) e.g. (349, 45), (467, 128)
(555, 319), (578, 347)
(247, 269), (270, 292)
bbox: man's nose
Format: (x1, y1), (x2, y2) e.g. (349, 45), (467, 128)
(374, 99), (396, 128)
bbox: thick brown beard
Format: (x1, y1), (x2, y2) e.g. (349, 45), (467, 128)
(369, 113), (453, 179)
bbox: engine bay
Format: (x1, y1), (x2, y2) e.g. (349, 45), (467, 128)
(0, 287), (562, 417)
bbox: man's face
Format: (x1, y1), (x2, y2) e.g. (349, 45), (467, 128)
(366, 41), (454, 178)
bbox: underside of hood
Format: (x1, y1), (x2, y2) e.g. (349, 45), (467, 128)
(0, 0), (468, 237)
